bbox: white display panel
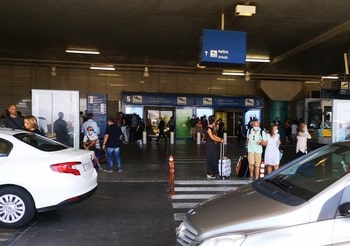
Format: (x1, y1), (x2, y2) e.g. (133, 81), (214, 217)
(32, 89), (80, 149)
(332, 99), (350, 143)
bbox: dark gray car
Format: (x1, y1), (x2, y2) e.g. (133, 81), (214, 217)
(177, 141), (350, 245)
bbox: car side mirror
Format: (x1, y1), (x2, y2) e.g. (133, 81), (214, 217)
(339, 202), (350, 216)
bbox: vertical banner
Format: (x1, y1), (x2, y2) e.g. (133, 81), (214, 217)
(32, 89), (80, 149)
(175, 107), (193, 138)
(87, 93), (108, 138)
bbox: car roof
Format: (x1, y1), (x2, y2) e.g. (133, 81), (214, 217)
(0, 127), (28, 136)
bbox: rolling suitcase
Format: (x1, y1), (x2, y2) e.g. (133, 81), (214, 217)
(218, 143), (231, 178)
(236, 155), (249, 178)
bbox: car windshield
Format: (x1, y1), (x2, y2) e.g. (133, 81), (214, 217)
(263, 144), (350, 201)
(14, 132), (68, 152)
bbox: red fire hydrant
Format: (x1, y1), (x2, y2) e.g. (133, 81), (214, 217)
(168, 155), (175, 195)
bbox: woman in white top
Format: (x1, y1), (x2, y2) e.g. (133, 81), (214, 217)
(264, 124), (281, 174)
(296, 122), (312, 157)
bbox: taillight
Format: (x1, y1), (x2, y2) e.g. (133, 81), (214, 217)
(50, 162), (81, 176)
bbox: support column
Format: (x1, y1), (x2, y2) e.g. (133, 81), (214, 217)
(269, 101), (288, 139)
(259, 80), (303, 141)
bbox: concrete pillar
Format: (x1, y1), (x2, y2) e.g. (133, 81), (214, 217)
(170, 132), (175, 144)
(223, 132), (227, 145)
(269, 101), (288, 139)
(259, 80), (302, 139)
(197, 132), (201, 145)
(142, 131), (147, 144)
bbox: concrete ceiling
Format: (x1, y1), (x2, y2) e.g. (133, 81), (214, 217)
(1, 0), (350, 79)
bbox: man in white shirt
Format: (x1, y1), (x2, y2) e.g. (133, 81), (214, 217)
(82, 113), (100, 136)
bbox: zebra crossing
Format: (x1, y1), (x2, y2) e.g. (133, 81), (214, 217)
(170, 179), (248, 223)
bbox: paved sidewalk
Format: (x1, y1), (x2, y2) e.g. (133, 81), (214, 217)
(97, 138), (325, 183)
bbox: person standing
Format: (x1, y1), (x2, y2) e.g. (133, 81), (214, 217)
(24, 115), (43, 135)
(284, 118), (291, 143)
(291, 120), (298, 143)
(130, 113), (139, 143)
(189, 114), (197, 143)
(156, 117), (168, 142)
(168, 116), (176, 133)
(2, 104), (24, 129)
(264, 124), (281, 174)
(205, 115), (224, 179)
(246, 119), (266, 181)
(53, 112), (70, 145)
(121, 113), (130, 144)
(102, 117), (123, 173)
(296, 122), (311, 157)
(236, 118), (244, 142)
(81, 113), (100, 136)
(217, 118), (225, 138)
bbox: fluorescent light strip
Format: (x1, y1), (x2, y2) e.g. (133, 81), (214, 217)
(66, 49), (100, 55)
(246, 58), (270, 63)
(90, 66), (115, 71)
(321, 76), (339, 79)
(222, 72), (245, 76)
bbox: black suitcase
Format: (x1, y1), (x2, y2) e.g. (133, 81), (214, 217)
(236, 155), (249, 178)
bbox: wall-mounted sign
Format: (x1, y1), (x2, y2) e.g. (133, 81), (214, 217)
(177, 96), (187, 105)
(132, 95), (143, 104)
(245, 98), (255, 107)
(86, 93), (107, 138)
(123, 93), (263, 109)
(203, 97), (212, 106)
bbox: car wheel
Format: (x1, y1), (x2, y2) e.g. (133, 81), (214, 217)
(0, 187), (35, 228)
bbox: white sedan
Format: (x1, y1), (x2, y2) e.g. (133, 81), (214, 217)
(0, 127), (98, 228)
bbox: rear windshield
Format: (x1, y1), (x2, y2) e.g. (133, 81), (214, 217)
(14, 133), (68, 152)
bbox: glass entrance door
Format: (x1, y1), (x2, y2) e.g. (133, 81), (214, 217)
(145, 107), (174, 137)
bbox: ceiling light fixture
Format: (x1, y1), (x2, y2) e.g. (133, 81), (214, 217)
(196, 63), (207, 69)
(66, 49), (100, 55)
(305, 81), (321, 84)
(90, 65), (115, 71)
(222, 70), (245, 76)
(143, 67), (149, 77)
(235, 4), (256, 17)
(98, 73), (120, 77)
(321, 75), (339, 80)
(51, 66), (56, 76)
(244, 71), (251, 81)
(246, 58), (270, 63)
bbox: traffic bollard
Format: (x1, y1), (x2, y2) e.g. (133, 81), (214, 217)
(168, 155), (175, 195)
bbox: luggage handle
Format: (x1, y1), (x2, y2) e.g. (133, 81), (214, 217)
(220, 142), (225, 159)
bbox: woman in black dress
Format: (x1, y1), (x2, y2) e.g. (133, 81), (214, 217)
(205, 115), (224, 179)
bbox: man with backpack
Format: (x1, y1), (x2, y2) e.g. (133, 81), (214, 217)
(246, 119), (266, 182)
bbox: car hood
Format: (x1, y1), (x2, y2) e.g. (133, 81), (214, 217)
(186, 184), (310, 240)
